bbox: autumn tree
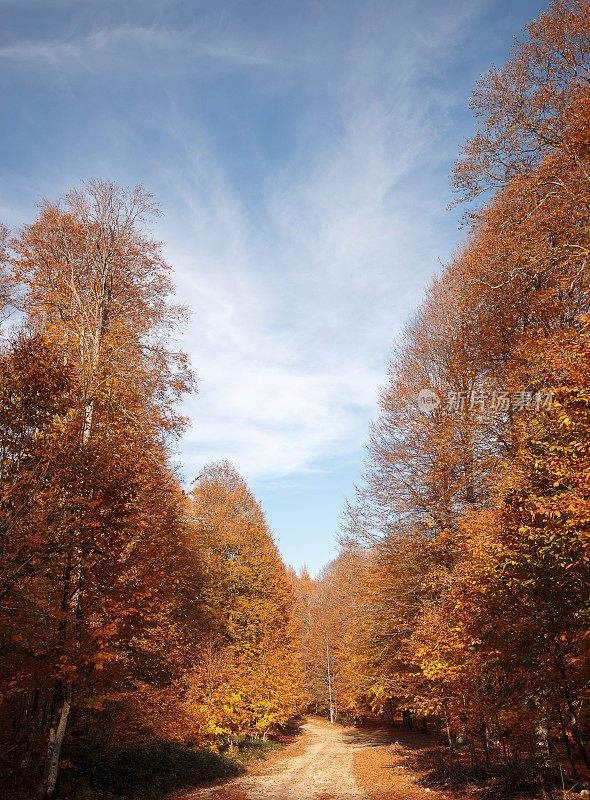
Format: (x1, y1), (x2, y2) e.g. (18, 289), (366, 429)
(338, 1), (590, 781)
(0, 180), (193, 798)
(410, 317), (590, 774)
(0, 222), (12, 321)
(297, 551), (367, 722)
(184, 462), (302, 743)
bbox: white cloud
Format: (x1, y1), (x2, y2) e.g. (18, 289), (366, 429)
(0, 24), (288, 72)
(147, 2), (489, 483)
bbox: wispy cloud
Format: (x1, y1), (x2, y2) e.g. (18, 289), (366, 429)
(143, 1), (489, 483)
(0, 24), (287, 71)
(158, 149), (384, 481)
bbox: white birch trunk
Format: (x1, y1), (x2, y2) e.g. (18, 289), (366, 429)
(39, 685), (73, 798)
(326, 639), (334, 724)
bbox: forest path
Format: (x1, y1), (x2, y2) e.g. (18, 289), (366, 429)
(185, 717), (450, 800)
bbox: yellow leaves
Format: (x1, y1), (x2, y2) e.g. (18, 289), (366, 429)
(152, 463), (305, 743)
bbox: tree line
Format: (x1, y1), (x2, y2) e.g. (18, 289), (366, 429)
(0, 181), (302, 798)
(298, 0), (590, 785)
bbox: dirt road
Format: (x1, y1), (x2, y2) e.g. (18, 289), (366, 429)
(185, 718), (449, 800)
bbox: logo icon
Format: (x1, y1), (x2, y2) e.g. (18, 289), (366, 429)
(417, 388), (441, 414)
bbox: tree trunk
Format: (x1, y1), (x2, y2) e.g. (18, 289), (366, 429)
(553, 691), (579, 781)
(326, 639), (334, 723)
(557, 657), (590, 769)
(39, 397), (93, 795)
(39, 684), (72, 799)
(534, 713), (551, 766)
(444, 710), (454, 769)
(481, 719), (491, 767)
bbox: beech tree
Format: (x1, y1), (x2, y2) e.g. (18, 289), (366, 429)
(333, 0), (590, 779)
(184, 462), (302, 743)
(297, 552), (365, 722)
(0, 181), (193, 798)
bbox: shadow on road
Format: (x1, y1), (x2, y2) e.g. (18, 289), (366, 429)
(279, 715), (306, 740)
(341, 724), (436, 751)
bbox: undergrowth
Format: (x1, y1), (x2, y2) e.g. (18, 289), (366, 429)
(57, 737), (281, 800)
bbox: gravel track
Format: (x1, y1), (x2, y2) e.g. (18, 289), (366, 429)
(184, 718), (448, 800)
(186, 719), (364, 800)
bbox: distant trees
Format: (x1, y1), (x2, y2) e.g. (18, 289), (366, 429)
(294, 550), (369, 722)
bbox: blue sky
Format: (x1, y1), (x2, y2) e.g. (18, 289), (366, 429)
(0, 0), (546, 575)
